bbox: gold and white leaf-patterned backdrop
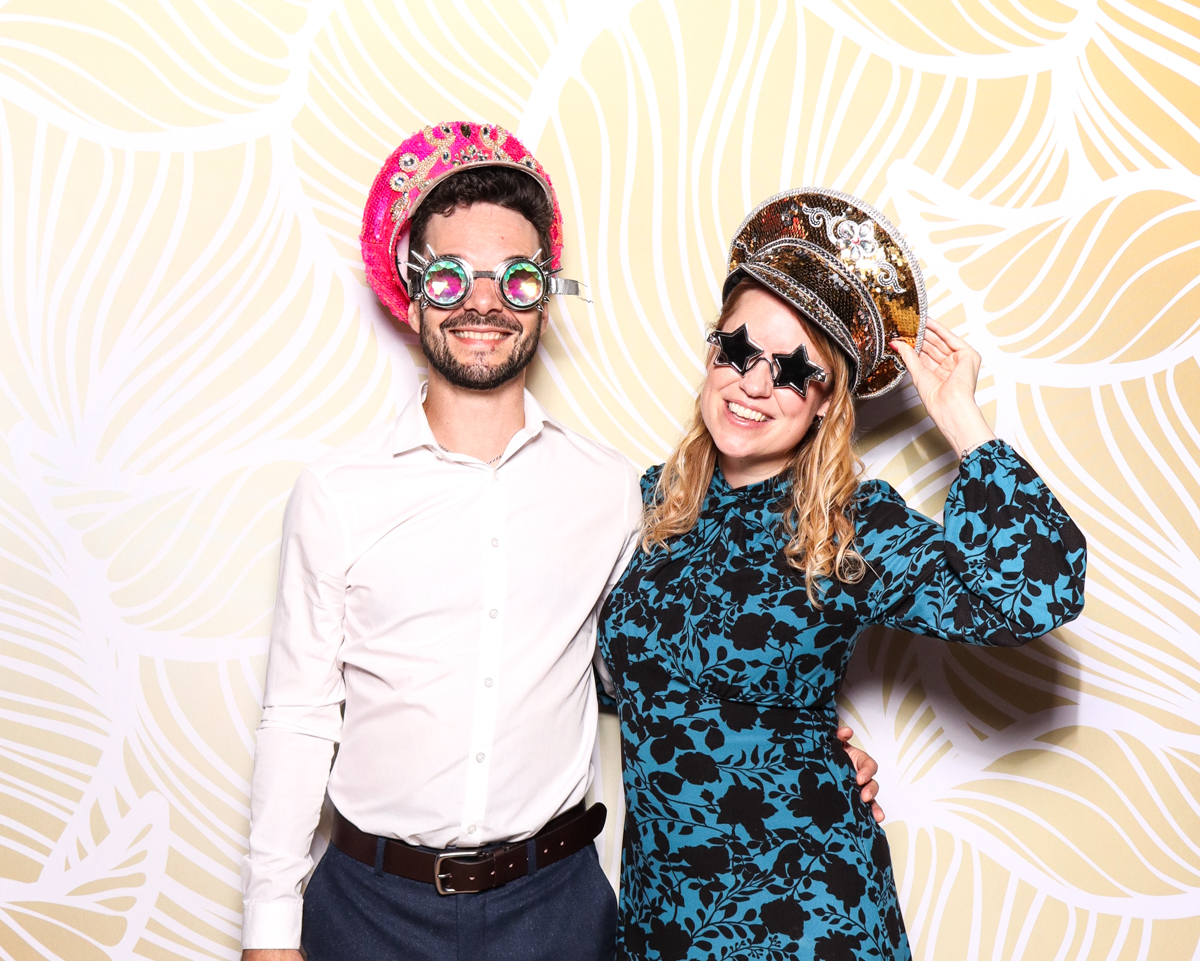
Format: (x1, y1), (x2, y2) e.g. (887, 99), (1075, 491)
(2, 1), (1199, 958)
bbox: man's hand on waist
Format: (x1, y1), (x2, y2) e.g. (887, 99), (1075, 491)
(837, 725), (885, 823)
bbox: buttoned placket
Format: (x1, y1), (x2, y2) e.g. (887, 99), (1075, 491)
(458, 464), (508, 842)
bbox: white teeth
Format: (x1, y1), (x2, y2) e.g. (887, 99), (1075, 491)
(451, 330), (507, 341)
(727, 401), (767, 422)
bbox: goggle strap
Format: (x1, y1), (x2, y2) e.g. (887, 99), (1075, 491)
(548, 277), (591, 302)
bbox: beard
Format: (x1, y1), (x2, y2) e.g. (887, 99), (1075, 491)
(419, 308), (541, 391)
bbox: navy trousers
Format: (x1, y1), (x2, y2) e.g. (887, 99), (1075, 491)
(301, 839), (617, 961)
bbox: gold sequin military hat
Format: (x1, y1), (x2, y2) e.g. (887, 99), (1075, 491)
(723, 188), (927, 398)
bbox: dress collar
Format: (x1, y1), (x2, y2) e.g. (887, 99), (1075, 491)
(705, 465), (789, 513)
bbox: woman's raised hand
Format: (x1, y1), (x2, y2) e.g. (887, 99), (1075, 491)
(890, 318), (995, 457)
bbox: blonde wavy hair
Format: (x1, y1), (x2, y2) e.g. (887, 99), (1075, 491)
(642, 279), (866, 605)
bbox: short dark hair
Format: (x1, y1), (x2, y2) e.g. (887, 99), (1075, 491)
(408, 166), (554, 269)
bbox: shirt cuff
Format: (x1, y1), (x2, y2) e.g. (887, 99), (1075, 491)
(242, 898), (303, 950)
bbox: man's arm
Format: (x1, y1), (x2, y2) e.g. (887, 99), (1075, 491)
(242, 727), (336, 950)
(837, 726), (885, 822)
(243, 469), (347, 953)
(243, 951), (303, 960)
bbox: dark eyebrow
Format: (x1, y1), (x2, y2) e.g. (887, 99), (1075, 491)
(430, 251), (536, 263)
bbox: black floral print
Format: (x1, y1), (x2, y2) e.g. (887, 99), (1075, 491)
(598, 440), (1087, 961)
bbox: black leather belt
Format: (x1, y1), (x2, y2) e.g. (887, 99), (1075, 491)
(330, 802), (607, 895)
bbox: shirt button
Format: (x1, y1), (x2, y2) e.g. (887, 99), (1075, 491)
(489, 609), (498, 619)
(491, 538), (499, 548)
(467, 824), (477, 834)
(484, 678), (493, 688)
(476, 752), (485, 763)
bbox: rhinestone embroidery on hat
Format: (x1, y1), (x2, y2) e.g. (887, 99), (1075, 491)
(388, 125), (455, 222)
(386, 123), (525, 224)
(801, 204), (906, 295)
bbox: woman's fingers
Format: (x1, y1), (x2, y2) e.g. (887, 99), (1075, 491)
(892, 339), (939, 383)
(921, 322), (949, 348)
(925, 316), (960, 342)
(891, 338), (920, 369)
(919, 338), (950, 365)
(918, 326), (957, 364)
(895, 319), (981, 383)
(926, 317), (979, 361)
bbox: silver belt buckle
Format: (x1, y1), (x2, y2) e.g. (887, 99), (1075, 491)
(434, 849), (481, 895)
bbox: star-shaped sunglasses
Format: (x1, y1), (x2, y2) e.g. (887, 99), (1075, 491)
(706, 325), (828, 397)
(408, 248), (586, 312)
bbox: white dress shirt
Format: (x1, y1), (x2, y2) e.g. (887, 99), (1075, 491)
(241, 385), (642, 949)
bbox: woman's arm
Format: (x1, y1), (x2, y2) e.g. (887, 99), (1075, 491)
(871, 317), (1087, 645)
(860, 443), (1086, 645)
(859, 316), (1089, 642)
(890, 318), (995, 457)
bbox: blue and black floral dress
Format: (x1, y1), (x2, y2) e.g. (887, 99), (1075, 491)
(597, 440), (1087, 961)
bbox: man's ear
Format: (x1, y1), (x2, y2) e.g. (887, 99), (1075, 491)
(406, 299), (421, 335)
(539, 306), (549, 334)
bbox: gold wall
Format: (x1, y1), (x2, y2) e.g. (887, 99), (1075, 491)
(2, 1), (1199, 958)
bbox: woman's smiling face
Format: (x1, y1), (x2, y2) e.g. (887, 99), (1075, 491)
(700, 286), (834, 488)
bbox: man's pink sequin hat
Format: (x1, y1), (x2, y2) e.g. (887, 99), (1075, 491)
(361, 121), (566, 319)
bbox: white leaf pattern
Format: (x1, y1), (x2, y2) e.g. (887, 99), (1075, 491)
(1, 1), (1197, 958)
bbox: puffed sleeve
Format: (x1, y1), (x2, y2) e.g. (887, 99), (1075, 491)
(859, 439), (1087, 646)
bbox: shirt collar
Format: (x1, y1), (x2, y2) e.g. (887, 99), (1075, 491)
(390, 381), (560, 458)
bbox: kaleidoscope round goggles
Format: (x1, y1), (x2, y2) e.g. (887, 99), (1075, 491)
(706, 324), (828, 397)
(407, 247), (588, 311)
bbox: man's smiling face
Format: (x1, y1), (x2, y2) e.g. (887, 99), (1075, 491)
(407, 202), (545, 391)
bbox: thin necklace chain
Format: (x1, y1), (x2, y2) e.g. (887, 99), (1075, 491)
(439, 443), (502, 466)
